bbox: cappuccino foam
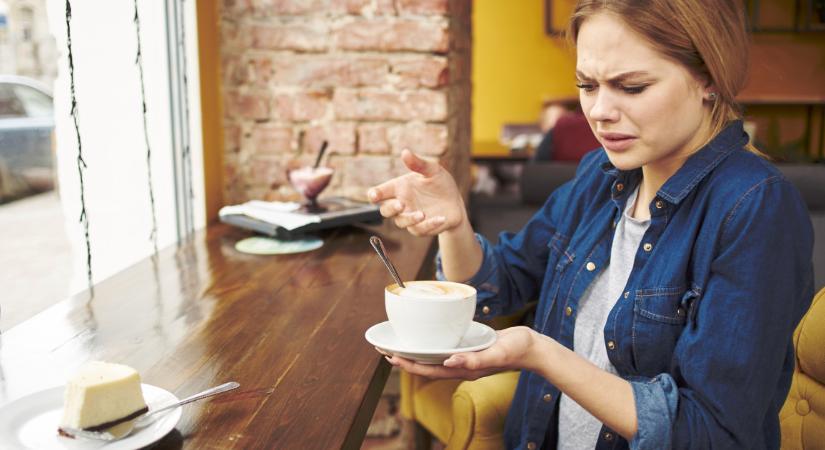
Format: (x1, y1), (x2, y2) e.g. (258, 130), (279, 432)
(390, 281), (472, 299)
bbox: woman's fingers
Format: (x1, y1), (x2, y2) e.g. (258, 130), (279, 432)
(386, 355), (480, 379)
(408, 215), (447, 235)
(444, 351), (489, 370)
(393, 211), (425, 228)
(443, 338), (512, 370)
(367, 179), (397, 204)
(379, 199), (405, 218)
(401, 149), (441, 178)
(368, 151), (438, 204)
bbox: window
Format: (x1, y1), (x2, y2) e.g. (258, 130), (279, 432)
(0, 1), (205, 332)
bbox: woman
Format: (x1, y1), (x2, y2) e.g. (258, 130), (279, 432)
(367, 1), (814, 448)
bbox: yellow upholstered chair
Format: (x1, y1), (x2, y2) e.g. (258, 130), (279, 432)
(400, 370), (519, 449)
(780, 286), (825, 449)
(400, 304), (534, 449)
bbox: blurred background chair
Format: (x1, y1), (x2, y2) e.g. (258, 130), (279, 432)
(533, 109), (600, 163)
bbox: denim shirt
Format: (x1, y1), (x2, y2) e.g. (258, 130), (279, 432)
(437, 122), (814, 449)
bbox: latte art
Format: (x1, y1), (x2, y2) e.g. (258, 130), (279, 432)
(390, 281), (472, 299)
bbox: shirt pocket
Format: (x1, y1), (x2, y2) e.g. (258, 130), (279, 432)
(547, 232), (573, 274)
(631, 286), (688, 374)
(538, 232), (573, 329)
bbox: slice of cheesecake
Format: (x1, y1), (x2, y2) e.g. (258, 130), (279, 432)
(58, 361), (148, 434)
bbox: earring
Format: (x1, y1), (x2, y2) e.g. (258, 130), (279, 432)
(707, 92), (718, 101)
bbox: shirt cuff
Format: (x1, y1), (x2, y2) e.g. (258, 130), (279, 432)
(629, 374), (679, 450)
(435, 233), (498, 286)
(435, 233), (502, 317)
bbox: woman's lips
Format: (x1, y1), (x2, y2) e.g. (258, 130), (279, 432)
(599, 132), (637, 152)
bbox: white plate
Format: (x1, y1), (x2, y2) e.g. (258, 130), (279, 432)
(365, 321), (497, 364)
(0, 384), (181, 450)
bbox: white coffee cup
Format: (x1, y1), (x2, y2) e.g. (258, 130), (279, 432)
(385, 280), (477, 349)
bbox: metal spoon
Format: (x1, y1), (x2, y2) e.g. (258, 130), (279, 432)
(369, 236), (406, 288)
(60, 381), (240, 441)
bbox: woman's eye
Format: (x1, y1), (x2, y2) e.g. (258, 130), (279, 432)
(576, 83), (596, 92)
(622, 85), (648, 94)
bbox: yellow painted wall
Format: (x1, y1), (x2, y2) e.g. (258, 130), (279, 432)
(472, 1), (577, 155)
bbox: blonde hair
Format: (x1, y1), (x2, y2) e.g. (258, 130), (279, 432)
(568, 0), (765, 156)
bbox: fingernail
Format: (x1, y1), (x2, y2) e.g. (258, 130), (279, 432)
(414, 211), (424, 220)
(384, 355), (397, 365)
(367, 189), (377, 201)
(434, 216), (446, 223)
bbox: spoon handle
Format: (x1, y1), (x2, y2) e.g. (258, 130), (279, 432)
(146, 381), (240, 418)
(369, 236), (406, 288)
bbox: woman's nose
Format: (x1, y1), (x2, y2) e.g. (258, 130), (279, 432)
(586, 90), (620, 123)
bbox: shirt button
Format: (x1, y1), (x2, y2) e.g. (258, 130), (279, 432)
(527, 442), (537, 450)
(607, 340), (616, 350)
(586, 262), (596, 271)
(655, 200), (664, 209)
(604, 432), (614, 441)
(565, 306), (573, 317)
(623, 291), (629, 299)
(643, 243), (653, 252)
(482, 306), (491, 315)
(543, 393), (553, 403)
(616, 183), (624, 192)
(677, 307), (685, 317)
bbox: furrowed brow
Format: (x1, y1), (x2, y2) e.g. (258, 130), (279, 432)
(576, 70), (652, 82)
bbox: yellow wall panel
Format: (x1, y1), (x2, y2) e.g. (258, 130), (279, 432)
(472, 0), (577, 155)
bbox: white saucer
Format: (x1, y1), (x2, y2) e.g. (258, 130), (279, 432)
(365, 321), (497, 365)
(0, 383), (181, 450)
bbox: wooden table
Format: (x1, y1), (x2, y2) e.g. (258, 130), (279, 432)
(0, 222), (435, 449)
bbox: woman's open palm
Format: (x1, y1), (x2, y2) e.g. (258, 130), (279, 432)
(367, 150), (467, 236)
(381, 327), (537, 380)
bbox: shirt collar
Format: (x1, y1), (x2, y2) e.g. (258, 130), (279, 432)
(600, 120), (748, 205)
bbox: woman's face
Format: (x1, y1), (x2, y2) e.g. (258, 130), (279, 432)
(576, 12), (712, 172)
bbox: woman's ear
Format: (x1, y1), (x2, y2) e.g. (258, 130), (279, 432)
(701, 78), (718, 102)
(701, 79), (718, 102)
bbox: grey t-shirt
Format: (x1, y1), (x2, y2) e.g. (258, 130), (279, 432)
(557, 187), (650, 450)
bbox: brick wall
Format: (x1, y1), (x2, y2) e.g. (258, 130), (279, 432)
(220, 0), (472, 205)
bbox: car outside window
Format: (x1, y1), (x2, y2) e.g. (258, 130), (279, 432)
(13, 85), (53, 118)
(0, 84), (27, 118)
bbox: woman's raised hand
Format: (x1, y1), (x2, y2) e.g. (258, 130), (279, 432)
(367, 149), (467, 237)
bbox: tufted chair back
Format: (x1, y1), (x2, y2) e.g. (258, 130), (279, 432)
(780, 286), (825, 449)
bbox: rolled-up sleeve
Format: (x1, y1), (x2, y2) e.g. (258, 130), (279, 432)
(436, 233), (504, 317)
(630, 374), (679, 449)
